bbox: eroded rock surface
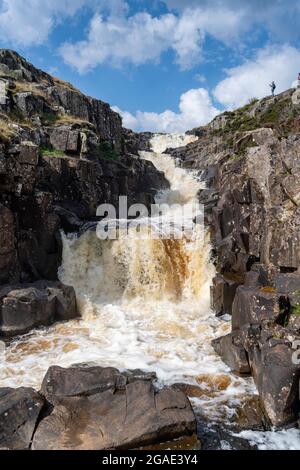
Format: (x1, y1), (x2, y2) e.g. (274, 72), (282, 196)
(0, 387), (44, 450)
(32, 366), (196, 450)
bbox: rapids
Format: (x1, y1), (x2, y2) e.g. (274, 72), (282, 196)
(0, 132), (273, 443)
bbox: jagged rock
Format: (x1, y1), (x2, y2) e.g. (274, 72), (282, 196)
(274, 273), (300, 295)
(249, 341), (300, 427)
(211, 273), (243, 316)
(0, 282), (78, 337)
(0, 387), (44, 450)
(32, 380), (196, 450)
(232, 286), (279, 330)
(212, 332), (250, 375)
(40, 365), (157, 401)
(0, 204), (17, 284)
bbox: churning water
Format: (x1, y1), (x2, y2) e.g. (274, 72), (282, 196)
(2, 133), (298, 449)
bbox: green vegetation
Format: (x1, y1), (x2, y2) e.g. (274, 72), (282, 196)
(98, 141), (120, 161)
(39, 147), (67, 158)
(0, 69), (18, 79)
(9, 109), (33, 128)
(291, 304), (300, 315)
(41, 112), (59, 126)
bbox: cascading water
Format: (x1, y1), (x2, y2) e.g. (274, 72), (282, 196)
(0, 134), (256, 428)
(1, 133), (298, 449)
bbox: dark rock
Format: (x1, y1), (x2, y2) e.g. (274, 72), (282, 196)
(274, 273), (300, 295)
(0, 387), (44, 450)
(41, 365), (126, 400)
(0, 285), (55, 336)
(211, 273), (244, 316)
(212, 332), (251, 375)
(249, 342), (300, 427)
(0, 282), (78, 337)
(196, 421), (257, 450)
(232, 286), (279, 330)
(40, 365), (157, 401)
(32, 380), (196, 450)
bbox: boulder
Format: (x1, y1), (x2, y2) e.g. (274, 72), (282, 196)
(44, 282), (78, 322)
(33, 380), (196, 450)
(0, 282), (78, 337)
(0, 387), (44, 450)
(0, 286), (55, 336)
(212, 332), (250, 375)
(40, 365), (157, 401)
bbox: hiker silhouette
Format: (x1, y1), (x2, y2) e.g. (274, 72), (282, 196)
(270, 81), (276, 97)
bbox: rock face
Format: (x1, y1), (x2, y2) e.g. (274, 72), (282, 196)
(0, 365), (196, 450)
(0, 387), (44, 450)
(0, 50), (168, 336)
(16, 365), (195, 451)
(180, 90), (300, 428)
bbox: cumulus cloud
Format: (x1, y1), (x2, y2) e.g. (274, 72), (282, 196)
(113, 88), (220, 133)
(164, 0), (300, 41)
(213, 45), (300, 109)
(59, 9), (208, 72)
(0, 0), (87, 45)
(0, 0), (125, 46)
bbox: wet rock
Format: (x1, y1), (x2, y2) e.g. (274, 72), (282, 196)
(0, 282), (78, 337)
(212, 332), (251, 375)
(196, 421), (257, 450)
(32, 380), (196, 450)
(0, 387), (44, 450)
(211, 273), (244, 316)
(40, 365), (157, 401)
(249, 341), (300, 427)
(0, 285), (55, 337)
(42, 282), (78, 322)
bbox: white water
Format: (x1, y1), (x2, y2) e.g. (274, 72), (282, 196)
(0, 133), (261, 433)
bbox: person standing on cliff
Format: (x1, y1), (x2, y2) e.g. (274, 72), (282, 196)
(270, 81), (276, 97)
(298, 73), (300, 88)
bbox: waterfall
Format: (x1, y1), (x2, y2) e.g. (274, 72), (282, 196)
(0, 133), (255, 424)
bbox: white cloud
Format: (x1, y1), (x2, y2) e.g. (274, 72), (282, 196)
(59, 9), (207, 73)
(0, 0), (126, 46)
(164, 1), (300, 41)
(213, 45), (300, 109)
(113, 88), (220, 133)
(0, 0), (90, 45)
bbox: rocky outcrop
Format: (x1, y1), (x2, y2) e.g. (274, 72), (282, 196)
(180, 90), (300, 428)
(0, 50), (168, 336)
(0, 281), (78, 337)
(0, 387), (45, 450)
(0, 365), (196, 450)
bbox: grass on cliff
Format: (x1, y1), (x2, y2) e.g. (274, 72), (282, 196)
(52, 76), (82, 94)
(10, 80), (50, 102)
(39, 147), (67, 158)
(98, 141), (120, 161)
(0, 118), (15, 143)
(41, 112), (90, 127)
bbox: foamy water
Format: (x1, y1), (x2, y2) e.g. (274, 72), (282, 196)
(1, 133), (296, 449)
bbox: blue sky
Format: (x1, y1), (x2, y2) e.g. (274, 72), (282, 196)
(0, 0), (300, 132)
